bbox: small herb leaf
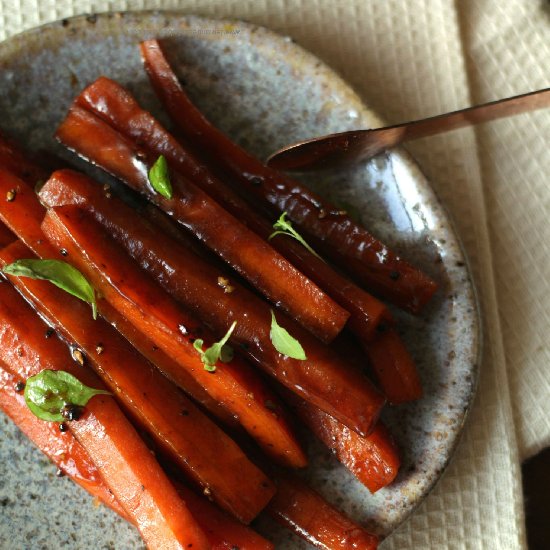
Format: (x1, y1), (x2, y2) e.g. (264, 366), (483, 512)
(269, 310), (306, 360)
(3, 259), (97, 319)
(269, 212), (323, 261)
(148, 155), (173, 199)
(194, 321), (237, 372)
(24, 370), (110, 422)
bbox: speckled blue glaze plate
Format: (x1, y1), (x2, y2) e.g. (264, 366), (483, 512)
(0, 11), (479, 549)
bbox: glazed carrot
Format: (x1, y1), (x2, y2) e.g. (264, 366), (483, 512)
(40, 171), (386, 437)
(267, 474), (379, 550)
(0, 280), (209, 549)
(40, 201), (306, 469)
(75, 76), (390, 341)
(1, 357), (272, 547)
(285, 389), (400, 492)
(0, 222), (14, 246)
(175, 483), (274, 550)
(99, 299), (240, 429)
(0, 361), (128, 520)
(0, 167), (238, 428)
(1, 240), (274, 523)
(365, 328), (422, 404)
(140, 39), (438, 313)
(56, 105), (349, 343)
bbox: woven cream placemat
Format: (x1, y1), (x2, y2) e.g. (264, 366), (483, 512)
(2, 1), (549, 548)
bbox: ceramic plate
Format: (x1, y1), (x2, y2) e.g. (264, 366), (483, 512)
(0, 12), (479, 549)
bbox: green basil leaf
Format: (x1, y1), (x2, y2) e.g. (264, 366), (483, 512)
(148, 155), (173, 199)
(268, 212), (323, 261)
(3, 259), (97, 319)
(24, 370), (110, 422)
(194, 321), (237, 372)
(269, 310), (306, 360)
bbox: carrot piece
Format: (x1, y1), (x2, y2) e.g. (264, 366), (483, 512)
(1, 240), (274, 523)
(39, 200), (306, 469)
(1, 361), (272, 547)
(0, 167), (239, 428)
(0, 280), (209, 549)
(0, 221), (15, 247)
(75, 76), (390, 341)
(140, 39), (438, 314)
(365, 328), (423, 404)
(0, 361), (128, 520)
(56, 105), (349, 344)
(267, 475), (379, 549)
(39, 171), (386, 437)
(285, 388), (400, 492)
(174, 483), (274, 550)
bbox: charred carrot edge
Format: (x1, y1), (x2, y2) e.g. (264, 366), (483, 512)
(174, 482), (274, 550)
(267, 474), (379, 550)
(365, 328), (422, 404)
(0, 167), (239, 430)
(0, 279), (209, 549)
(140, 39), (438, 314)
(56, 105), (349, 344)
(40, 199), (305, 472)
(1, 240), (274, 523)
(285, 388), (400, 492)
(40, 171), (385, 437)
(0, 361), (129, 521)
(76, 76), (389, 341)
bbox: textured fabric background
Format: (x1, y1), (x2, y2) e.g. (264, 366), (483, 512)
(2, 1), (549, 549)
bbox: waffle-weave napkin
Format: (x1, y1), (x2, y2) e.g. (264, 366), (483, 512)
(2, 1), (548, 548)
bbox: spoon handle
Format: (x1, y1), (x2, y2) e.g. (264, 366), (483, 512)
(397, 87), (550, 141)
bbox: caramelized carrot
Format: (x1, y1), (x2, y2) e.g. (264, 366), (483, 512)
(140, 39), (437, 313)
(267, 475), (379, 549)
(0, 222), (14, 246)
(56, 105), (349, 343)
(285, 389), (400, 492)
(175, 483), (274, 550)
(365, 328), (422, 404)
(1, 240), (274, 523)
(0, 361), (128, 520)
(40, 202), (306, 469)
(40, 171), (386, 437)
(0, 168), (239, 428)
(0, 280), (209, 549)
(75, 76), (390, 341)
(1, 361), (271, 547)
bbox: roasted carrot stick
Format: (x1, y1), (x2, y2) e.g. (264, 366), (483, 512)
(1, 359), (272, 548)
(40, 171), (386, 437)
(365, 327), (423, 404)
(0, 280), (209, 549)
(1, 240), (274, 523)
(140, 39), (438, 314)
(267, 474), (379, 550)
(285, 388), (400, 492)
(75, 76), (390, 341)
(56, 105), (349, 343)
(40, 201), (306, 468)
(0, 222), (14, 246)
(0, 167), (239, 428)
(174, 482), (274, 550)
(0, 360), (128, 520)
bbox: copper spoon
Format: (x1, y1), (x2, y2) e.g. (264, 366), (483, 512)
(267, 88), (550, 171)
